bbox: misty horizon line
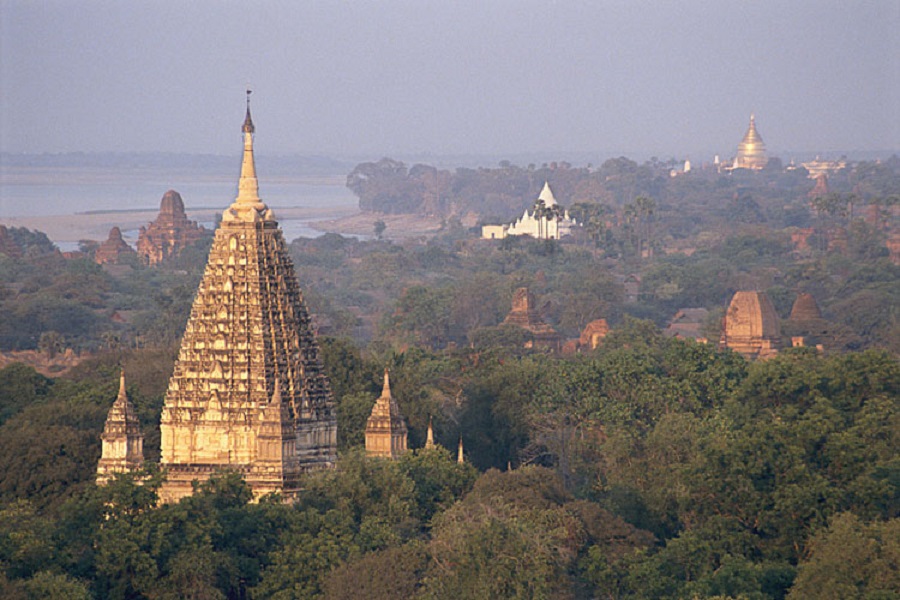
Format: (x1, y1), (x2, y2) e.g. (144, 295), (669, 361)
(2, 148), (898, 172)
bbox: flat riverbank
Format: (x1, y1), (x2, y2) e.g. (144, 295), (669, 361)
(0, 204), (362, 247)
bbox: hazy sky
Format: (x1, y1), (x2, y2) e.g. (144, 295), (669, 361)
(1, 1), (898, 161)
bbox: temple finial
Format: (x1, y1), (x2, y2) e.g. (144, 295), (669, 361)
(382, 369), (391, 397)
(425, 416), (435, 449)
(457, 435), (464, 464)
(118, 369), (127, 399)
(233, 91), (261, 207)
(243, 90), (255, 134)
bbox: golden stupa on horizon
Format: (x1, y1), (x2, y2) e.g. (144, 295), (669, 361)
(733, 114), (768, 170)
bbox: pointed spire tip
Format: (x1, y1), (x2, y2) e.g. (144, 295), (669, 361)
(382, 369), (391, 397)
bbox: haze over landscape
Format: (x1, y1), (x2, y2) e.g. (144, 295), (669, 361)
(2, 3), (900, 599)
(2, 0), (898, 161)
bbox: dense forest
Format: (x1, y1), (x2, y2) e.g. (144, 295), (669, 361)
(1, 335), (897, 598)
(0, 155), (898, 598)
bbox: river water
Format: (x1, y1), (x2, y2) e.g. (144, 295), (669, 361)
(0, 164), (361, 250)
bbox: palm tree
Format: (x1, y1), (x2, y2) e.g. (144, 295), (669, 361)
(633, 196), (656, 258)
(532, 198), (547, 239)
(545, 204), (562, 239)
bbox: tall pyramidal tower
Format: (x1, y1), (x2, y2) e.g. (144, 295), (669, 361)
(159, 94), (337, 502)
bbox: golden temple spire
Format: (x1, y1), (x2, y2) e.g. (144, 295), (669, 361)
(236, 90), (261, 205)
(741, 113), (764, 146)
(457, 435), (464, 464)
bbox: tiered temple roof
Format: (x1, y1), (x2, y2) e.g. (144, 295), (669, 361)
(94, 226), (136, 265)
(137, 190), (208, 265)
(789, 293), (823, 322)
(502, 287), (561, 351)
(720, 291), (780, 359)
(365, 370), (408, 459)
(97, 371), (144, 485)
(157, 97), (336, 502)
(784, 292), (829, 348)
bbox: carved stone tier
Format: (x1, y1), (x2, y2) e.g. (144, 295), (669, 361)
(365, 370), (408, 459)
(789, 293), (822, 321)
(137, 190), (209, 265)
(159, 217), (337, 501)
(97, 372), (144, 485)
(720, 291), (780, 360)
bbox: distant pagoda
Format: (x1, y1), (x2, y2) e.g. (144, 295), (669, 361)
(502, 287), (562, 351)
(158, 94), (337, 502)
(94, 226), (136, 265)
(732, 114), (768, 170)
(365, 370), (408, 459)
(137, 190), (209, 265)
(720, 291), (780, 359)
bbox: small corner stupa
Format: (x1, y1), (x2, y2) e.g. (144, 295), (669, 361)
(97, 371), (144, 485)
(720, 290), (780, 359)
(156, 92), (337, 502)
(732, 114), (768, 170)
(365, 370), (408, 459)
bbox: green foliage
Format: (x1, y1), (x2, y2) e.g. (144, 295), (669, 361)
(373, 219), (386, 240)
(397, 446), (478, 522)
(18, 571), (92, 600)
(0, 363), (52, 425)
(321, 542), (428, 600)
(788, 513), (900, 599)
(421, 467), (653, 599)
